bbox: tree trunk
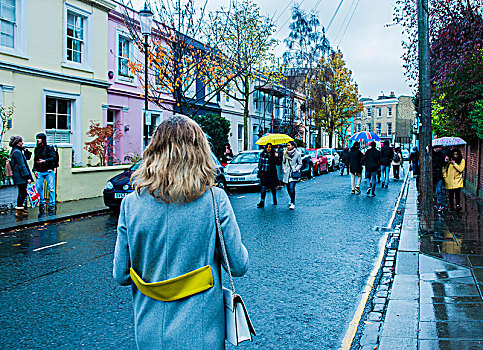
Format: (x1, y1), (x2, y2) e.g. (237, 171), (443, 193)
(243, 76), (250, 150)
(328, 131), (333, 148)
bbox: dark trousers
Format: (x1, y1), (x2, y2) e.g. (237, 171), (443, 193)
(286, 181), (296, 204)
(448, 188), (461, 208)
(393, 165), (400, 180)
(261, 185), (277, 202)
(17, 183), (28, 207)
(367, 171), (377, 195)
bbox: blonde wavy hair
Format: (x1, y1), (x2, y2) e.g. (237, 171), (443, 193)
(132, 115), (215, 203)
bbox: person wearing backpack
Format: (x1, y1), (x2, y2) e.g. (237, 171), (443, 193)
(33, 133), (58, 215)
(9, 136), (33, 218)
(392, 147), (403, 181)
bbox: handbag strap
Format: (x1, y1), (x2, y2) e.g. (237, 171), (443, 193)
(210, 188), (236, 294)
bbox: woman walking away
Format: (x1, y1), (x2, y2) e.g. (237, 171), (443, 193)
(443, 148), (465, 211)
(9, 136), (33, 218)
(257, 143), (280, 208)
(348, 141), (364, 194)
(113, 116), (249, 349)
(282, 141), (302, 210)
(392, 147), (403, 180)
(340, 146), (350, 175)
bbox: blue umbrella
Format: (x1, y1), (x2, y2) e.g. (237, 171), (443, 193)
(349, 131), (381, 142)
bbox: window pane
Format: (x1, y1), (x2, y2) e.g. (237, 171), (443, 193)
(0, 32), (13, 47)
(57, 99), (68, 114)
(1, 3), (15, 22)
(58, 115), (69, 130)
(46, 113), (56, 129)
(73, 50), (81, 63)
(46, 98), (56, 113)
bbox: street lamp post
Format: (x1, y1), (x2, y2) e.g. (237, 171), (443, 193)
(139, 3), (154, 149)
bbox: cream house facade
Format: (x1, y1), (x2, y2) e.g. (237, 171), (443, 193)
(0, 0), (115, 165)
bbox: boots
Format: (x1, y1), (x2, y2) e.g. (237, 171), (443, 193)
(15, 207), (28, 218)
(48, 206), (56, 216)
(38, 205), (46, 216)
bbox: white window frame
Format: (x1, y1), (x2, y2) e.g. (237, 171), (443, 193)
(63, 2), (92, 72)
(141, 109), (163, 149)
(367, 107), (372, 117)
(42, 89), (82, 165)
(376, 122), (381, 135)
(0, 0), (28, 58)
(377, 107), (382, 117)
(388, 106), (393, 116)
(387, 122), (393, 135)
(115, 29), (136, 85)
(356, 123), (361, 132)
(237, 124), (243, 153)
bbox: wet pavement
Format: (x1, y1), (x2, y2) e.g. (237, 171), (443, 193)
(0, 170), (405, 349)
(355, 177), (483, 350)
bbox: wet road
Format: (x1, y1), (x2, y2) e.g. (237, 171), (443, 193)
(0, 170), (405, 349)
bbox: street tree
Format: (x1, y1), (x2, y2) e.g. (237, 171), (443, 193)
(207, 0), (281, 150)
(309, 51), (362, 148)
(283, 5), (331, 144)
(192, 113), (231, 158)
(121, 0), (240, 116)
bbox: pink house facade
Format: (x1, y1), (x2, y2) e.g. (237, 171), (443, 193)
(106, 3), (173, 162)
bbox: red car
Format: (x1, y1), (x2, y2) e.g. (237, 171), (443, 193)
(307, 148), (328, 175)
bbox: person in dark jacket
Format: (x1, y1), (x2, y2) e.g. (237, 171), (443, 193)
(409, 146), (419, 178)
(363, 141), (381, 197)
(257, 143), (280, 208)
(340, 146), (350, 175)
(9, 136), (33, 218)
(348, 142), (364, 194)
(380, 140), (394, 188)
(432, 145), (446, 211)
(33, 133), (58, 215)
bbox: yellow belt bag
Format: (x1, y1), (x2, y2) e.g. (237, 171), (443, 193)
(129, 265), (214, 301)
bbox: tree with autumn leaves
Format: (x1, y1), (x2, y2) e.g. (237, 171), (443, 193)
(84, 121), (123, 167)
(309, 51), (362, 148)
(394, 0), (483, 141)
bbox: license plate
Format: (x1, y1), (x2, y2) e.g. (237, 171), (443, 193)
(231, 177), (245, 181)
(114, 193), (127, 199)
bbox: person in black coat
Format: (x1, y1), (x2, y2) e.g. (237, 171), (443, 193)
(380, 140), (394, 188)
(340, 146), (350, 175)
(348, 142), (364, 194)
(432, 145), (445, 210)
(409, 147), (420, 178)
(9, 136), (33, 218)
(363, 141), (381, 197)
(33, 133), (58, 215)
(257, 143), (280, 207)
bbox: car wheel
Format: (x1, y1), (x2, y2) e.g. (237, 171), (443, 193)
(217, 178), (227, 191)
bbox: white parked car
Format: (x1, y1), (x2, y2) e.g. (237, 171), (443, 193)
(322, 148), (340, 171)
(401, 149), (410, 161)
(224, 150), (262, 188)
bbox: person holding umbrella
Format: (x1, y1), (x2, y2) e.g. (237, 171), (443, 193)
(443, 148), (465, 211)
(257, 143), (280, 208)
(363, 141), (381, 197)
(348, 141), (364, 194)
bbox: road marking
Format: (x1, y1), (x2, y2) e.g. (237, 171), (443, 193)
(237, 196), (246, 199)
(33, 242), (67, 252)
(339, 171), (410, 350)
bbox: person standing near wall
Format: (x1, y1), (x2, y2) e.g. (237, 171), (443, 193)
(33, 133), (58, 216)
(9, 136), (33, 218)
(443, 148), (465, 211)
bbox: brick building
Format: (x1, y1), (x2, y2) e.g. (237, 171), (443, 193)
(462, 141), (483, 199)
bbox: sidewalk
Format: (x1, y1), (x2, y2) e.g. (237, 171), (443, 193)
(0, 193), (109, 232)
(355, 178), (483, 349)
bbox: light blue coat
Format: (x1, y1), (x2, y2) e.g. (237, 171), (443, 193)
(113, 187), (249, 349)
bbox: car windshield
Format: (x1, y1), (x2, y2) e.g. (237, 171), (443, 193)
(129, 160), (141, 171)
(231, 152), (260, 164)
(322, 149), (332, 156)
(307, 150), (317, 158)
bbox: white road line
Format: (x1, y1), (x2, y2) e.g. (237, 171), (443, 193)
(33, 242), (67, 252)
(237, 196), (246, 199)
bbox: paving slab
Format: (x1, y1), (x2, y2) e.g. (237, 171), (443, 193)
(468, 256), (483, 267)
(381, 300), (418, 338)
(420, 302), (483, 322)
(418, 321), (483, 340)
(420, 281), (480, 297)
(389, 275), (419, 300)
(399, 219), (419, 252)
(419, 254), (468, 274)
(419, 339), (483, 350)
(420, 296), (483, 304)
(379, 336), (417, 350)
(395, 251), (419, 275)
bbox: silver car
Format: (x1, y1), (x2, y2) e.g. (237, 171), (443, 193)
(322, 148), (340, 171)
(224, 150), (262, 188)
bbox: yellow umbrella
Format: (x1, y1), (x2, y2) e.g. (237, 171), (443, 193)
(255, 133), (294, 146)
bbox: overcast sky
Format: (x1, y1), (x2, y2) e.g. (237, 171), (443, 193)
(130, 0), (414, 99)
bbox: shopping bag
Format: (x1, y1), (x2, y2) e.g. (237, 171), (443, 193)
(27, 183), (40, 208)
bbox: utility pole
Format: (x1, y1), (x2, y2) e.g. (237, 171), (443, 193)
(417, 0), (434, 233)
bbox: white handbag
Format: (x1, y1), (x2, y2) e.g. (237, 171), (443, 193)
(212, 189), (256, 346)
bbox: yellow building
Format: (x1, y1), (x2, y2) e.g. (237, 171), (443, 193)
(0, 0), (115, 165)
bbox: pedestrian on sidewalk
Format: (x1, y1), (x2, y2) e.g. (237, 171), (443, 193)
(409, 146), (419, 179)
(348, 141), (364, 194)
(282, 141), (302, 210)
(392, 147), (403, 181)
(9, 136), (33, 218)
(443, 148), (465, 211)
(340, 146), (350, 175)
(257, 143), (280, 208)
(380, 140), (394, 188)
(432, 145), (445, 211)
(113, 115), (249, 349)
(33, 133), (58, 216)
(363, 141), (381, 197)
